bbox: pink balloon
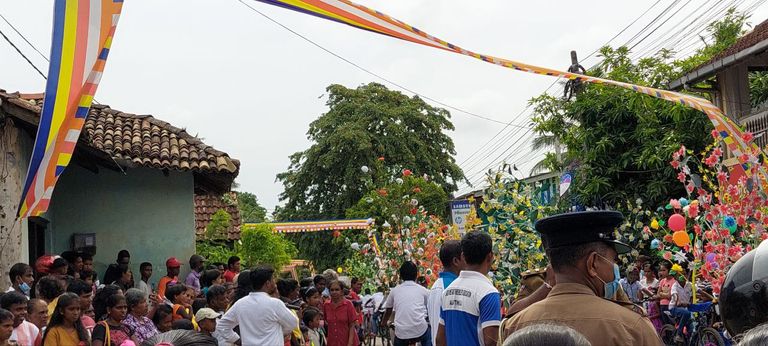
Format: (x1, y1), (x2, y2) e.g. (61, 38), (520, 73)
(668, 214), (686, 232)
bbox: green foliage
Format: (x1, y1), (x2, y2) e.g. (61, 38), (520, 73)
(237, 224), (298, 269)
(196, 241), (239, 265)
(750, 71), (768, 108)
(674, 9), (748, 75)
(472, 175), (556, 296)
(529, 11), (749, 209)
(236, 191), (268, 223)
(285, 231), (355, 273)
(346, 171), (448, 223)
(276, 82), (464, 221)
(277, 82), (464, 269)
(205, 209), (232, 241)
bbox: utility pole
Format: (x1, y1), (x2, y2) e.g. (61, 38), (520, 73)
(563, 50), (586, 101)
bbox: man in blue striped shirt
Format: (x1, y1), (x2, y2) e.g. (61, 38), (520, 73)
(436, 231), (501, 346)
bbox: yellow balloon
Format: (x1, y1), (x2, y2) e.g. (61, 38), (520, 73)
(337, 267), (343, 274)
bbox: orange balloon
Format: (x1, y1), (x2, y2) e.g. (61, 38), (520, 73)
(672, 230), (691, 247)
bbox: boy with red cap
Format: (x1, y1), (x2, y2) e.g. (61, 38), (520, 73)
(158, 257), (182, 300)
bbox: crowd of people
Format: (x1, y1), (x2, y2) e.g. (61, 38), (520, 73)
(4, 210), (768, 345)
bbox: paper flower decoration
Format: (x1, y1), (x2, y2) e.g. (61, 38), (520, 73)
(361, 166), (370, 173)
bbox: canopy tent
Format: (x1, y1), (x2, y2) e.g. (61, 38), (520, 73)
(246, 219), (373, 233)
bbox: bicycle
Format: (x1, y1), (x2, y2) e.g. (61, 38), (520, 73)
(659, 302), (724, 346)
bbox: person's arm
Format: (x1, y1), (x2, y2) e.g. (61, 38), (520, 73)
(380, 308), (393, 329)
(507, 283), (550, 317)
(91, 323), (106, 346)
(479, 293), (502, 346)
(216, 304), (242, 344)
(436, 324), (446, 346)
(277, 300), (300, 335)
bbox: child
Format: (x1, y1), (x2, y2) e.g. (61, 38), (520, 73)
(152, 305), (173, 333)
(42, 293), (90, 346)
(167, 284), (193, 321)
(92, 294), (138, 346)
(0, 308), (14, 346)
(194, 308), (221, 338)
(645, 287), (663, 334)
(302, 308), (326, 346)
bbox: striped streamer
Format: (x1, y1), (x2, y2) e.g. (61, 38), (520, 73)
(18, 0), (124, 218)
(254, 0), (765, 178)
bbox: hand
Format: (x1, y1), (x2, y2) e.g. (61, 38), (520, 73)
(149, 293), (160, 305)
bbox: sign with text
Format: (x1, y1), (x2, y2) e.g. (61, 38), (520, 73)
(450, 200), (472, 234)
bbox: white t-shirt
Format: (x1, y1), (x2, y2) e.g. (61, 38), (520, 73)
(639, 277), (658, 290)
(371, 292), (385, 312)
(383, 281), (429, 340)
(670, 281), (692, 309)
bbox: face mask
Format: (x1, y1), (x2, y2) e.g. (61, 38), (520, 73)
(595, 254), (620, 300)
(19, 282), (31, 296)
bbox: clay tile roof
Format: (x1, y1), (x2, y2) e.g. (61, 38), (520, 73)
(704, 19), (768, 65)
(0, 91), (240, 190)
(195, 192), (242, 240)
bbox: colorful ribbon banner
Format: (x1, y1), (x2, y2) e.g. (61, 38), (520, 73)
(256, 219), (373, 233)
(253, 0), (764, 178)
(18, 0), (124, 218)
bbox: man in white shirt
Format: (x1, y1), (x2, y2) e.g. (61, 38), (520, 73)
(669, 271), (693, 343)
(216, 266), (298, 345)
(427, 240), (464, 345)
(381, 261), (431, 346)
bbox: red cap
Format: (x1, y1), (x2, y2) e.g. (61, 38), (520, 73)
(166, 257), (182, 268)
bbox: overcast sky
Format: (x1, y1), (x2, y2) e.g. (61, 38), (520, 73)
(2, 0), (768, 213)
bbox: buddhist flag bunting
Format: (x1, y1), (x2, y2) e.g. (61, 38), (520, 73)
(252, 0), (766, 177)
(18, 0), (124, 218)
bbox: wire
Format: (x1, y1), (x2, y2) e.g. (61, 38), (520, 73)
(237, 0), (521, 127)
(629, 0), (697, 52)
(0, 26), (46, 79)
(582, 0), (664, 63)
(0, 12), (49, 62)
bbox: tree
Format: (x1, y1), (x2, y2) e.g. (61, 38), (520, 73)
(236, 191), (267, 223)
(276, 82), (465, 269)
(237, 224), (297, 269)
(528, 11), (749, 209)
(277, 82), (465, 221)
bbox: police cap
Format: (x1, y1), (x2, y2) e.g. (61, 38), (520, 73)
(535, 211), (632, 254)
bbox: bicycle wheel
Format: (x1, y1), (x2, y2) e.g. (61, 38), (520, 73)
(660, 324), (678, 346)
(694, 327), (725, 346)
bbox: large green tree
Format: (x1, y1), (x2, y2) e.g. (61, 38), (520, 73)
(236, 191), (268, 223)
(530, 11), (749, 209)
(276, 82), (464, 269)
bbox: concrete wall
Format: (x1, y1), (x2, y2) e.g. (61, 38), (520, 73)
(0, 118), (33, 289)
(47, 164), (196, 288)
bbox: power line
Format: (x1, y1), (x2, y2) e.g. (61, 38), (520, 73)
(0, 26), (46, 79)
(237, 0), (521, 128)
(0, 12), (49, 62)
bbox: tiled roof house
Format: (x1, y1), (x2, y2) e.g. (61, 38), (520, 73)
(0, 90), (241, 287)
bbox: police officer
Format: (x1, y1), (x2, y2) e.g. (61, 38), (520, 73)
(501, 211), (661, 346)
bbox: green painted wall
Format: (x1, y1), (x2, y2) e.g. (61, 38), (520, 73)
(47, 164), (196, 288)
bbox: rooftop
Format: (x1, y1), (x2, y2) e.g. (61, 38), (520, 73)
(195, 193), (242, 240)
(0, 90), (240, 192)
(669, 19), (768, 90)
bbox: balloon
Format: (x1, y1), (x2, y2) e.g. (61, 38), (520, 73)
(672, 230), (691, 247)
(651, 219), (660, 230)
(706, 252), (716, 263)
(668, 214), (686, 231)
(650, 239), (660, 249)
(679, 198), (689, 207)
(361, 166), (370, 173)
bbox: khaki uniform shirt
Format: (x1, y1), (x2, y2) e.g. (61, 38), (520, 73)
(502, 283), (662, 346)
